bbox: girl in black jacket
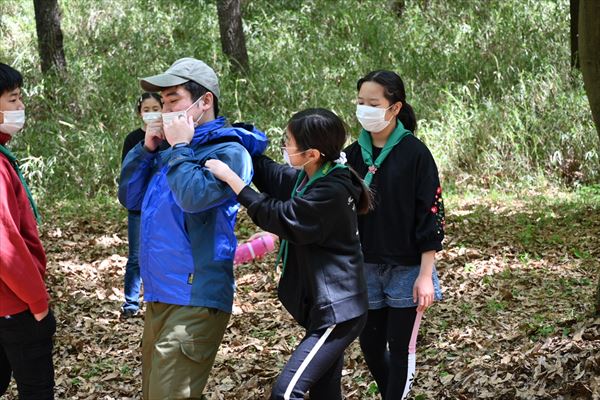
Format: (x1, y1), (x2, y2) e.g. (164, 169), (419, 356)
(345, 70), (445, 400)
(119, 92), (162, 318)
(206, 108), (371, 400)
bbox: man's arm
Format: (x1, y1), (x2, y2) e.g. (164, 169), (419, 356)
(166, 143), (253, 213)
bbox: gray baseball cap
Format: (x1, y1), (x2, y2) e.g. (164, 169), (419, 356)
(139, 57), (220, 99)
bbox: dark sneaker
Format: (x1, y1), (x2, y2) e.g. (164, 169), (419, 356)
(120, 307), (140, 318)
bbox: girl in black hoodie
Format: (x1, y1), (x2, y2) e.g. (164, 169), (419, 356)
(206, 108), (371, 400)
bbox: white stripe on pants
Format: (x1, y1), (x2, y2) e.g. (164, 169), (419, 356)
(283, 324), (337, 400)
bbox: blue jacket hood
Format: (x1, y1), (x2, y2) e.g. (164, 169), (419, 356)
(194, 116), (268, 156)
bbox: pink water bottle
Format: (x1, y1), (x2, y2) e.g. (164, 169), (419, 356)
(234, 234), (277, 265)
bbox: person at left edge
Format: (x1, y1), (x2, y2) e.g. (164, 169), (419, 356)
(118, 57), (267, 399)
(0, 63), (55, 399)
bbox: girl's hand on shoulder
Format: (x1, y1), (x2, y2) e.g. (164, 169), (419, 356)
(413, 274), (435, 312)
(205, 159), (233, 181)
(205, 159), (247, 194)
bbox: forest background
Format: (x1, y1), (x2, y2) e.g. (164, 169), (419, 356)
(0, 0), (599, 399)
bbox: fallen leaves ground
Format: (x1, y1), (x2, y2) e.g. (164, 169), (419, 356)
(4, 189), (599, 399)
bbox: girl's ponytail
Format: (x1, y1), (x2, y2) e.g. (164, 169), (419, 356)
(347, 166), (373, 215)
(398, 102), (417, 132)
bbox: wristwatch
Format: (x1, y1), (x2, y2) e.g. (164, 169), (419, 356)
(172, 142), (190, 149)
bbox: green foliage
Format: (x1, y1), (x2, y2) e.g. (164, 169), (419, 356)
(0, 0), (598, 202)
(366, 382), (379, 395)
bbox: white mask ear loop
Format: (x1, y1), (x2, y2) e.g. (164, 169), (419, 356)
(191, 95), (207, 126)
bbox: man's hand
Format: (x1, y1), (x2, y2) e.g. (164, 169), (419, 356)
(144, 120), (165, 152)
(164, 115), (194, 146)
(33, 308), (49, 321)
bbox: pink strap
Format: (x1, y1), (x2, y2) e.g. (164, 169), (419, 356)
(408, 311), (423, 354)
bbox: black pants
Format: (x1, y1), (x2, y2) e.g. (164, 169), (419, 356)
(270, 314), (367, 400)
(0, 310), (55, 399)
(359, 307), (421, 400)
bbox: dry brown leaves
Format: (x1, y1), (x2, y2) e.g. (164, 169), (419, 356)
(3, 192), (599, 399)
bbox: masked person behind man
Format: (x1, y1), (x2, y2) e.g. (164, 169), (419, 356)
(118, 57), (267, 399)
(0, 63), (55, 399)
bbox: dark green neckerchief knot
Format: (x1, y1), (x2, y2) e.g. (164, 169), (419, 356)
(358, 120), (412, 186)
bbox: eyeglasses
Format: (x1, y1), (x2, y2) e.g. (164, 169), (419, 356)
(280, 145), (299, 151)
(279, 136), (298, 150)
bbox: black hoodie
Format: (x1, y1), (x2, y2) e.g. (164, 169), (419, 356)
(345, 134), (445, 266)
(237, 155), (368, 331)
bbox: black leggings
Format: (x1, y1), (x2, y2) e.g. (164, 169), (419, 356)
(270, 314), (367, 400)
(359, 307), (421, 400)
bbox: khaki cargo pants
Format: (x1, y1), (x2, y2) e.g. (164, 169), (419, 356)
(142, 302), (230, 400)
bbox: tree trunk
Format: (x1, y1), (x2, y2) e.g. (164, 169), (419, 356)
(596, 278), (600, 316)
(33, 0), (67, 75)
(579, 0), (600, 315)
(217, 0), (249, 74)
(579, 0), (600, 144)
(570, 0), (579, 69)
(390, 0), (406, 17)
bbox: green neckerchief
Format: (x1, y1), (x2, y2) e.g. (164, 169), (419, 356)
(0, 144), (41, 223)
(276, 161), (347, 276)
(358, 120), (412, 186)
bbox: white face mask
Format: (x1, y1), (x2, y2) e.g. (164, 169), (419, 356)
(0, 109), (26, 136)
(356, 104), (393, 133)
(142, 112), (162, 124)
(162, 95), (205, 126)
(282, 148), (311, 170)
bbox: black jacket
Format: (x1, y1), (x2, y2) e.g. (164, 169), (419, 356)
(345, 134), (445, 266)
(237, 155), (368, 331)
(120, 128), (168, 213)
(121, 128), (145, 163)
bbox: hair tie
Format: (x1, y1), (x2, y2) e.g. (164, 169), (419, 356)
(334, 151), (347, 165)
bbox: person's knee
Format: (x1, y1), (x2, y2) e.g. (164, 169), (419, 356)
(270, 386), (286, 400)
(359, 330), (385, 356)
(387, 336), (409, 358)
(270, 377), (300, 400)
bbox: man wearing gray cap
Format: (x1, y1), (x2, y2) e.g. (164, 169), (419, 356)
(118, 57), (267, 399)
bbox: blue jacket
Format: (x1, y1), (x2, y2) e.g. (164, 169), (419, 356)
(118, 117), (267, 312)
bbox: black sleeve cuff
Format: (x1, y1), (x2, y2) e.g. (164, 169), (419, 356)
(418, 241), (443, 253)
(237, 185), (262, 208)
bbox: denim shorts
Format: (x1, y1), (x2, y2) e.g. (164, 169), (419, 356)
(364, 263), (443, 309)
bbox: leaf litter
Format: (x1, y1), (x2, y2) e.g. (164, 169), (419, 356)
(3, 192), (598, 399)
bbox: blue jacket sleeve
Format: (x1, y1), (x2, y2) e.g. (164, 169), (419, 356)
(166, 143), (253, 213)
(118, 143), (158, 211)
